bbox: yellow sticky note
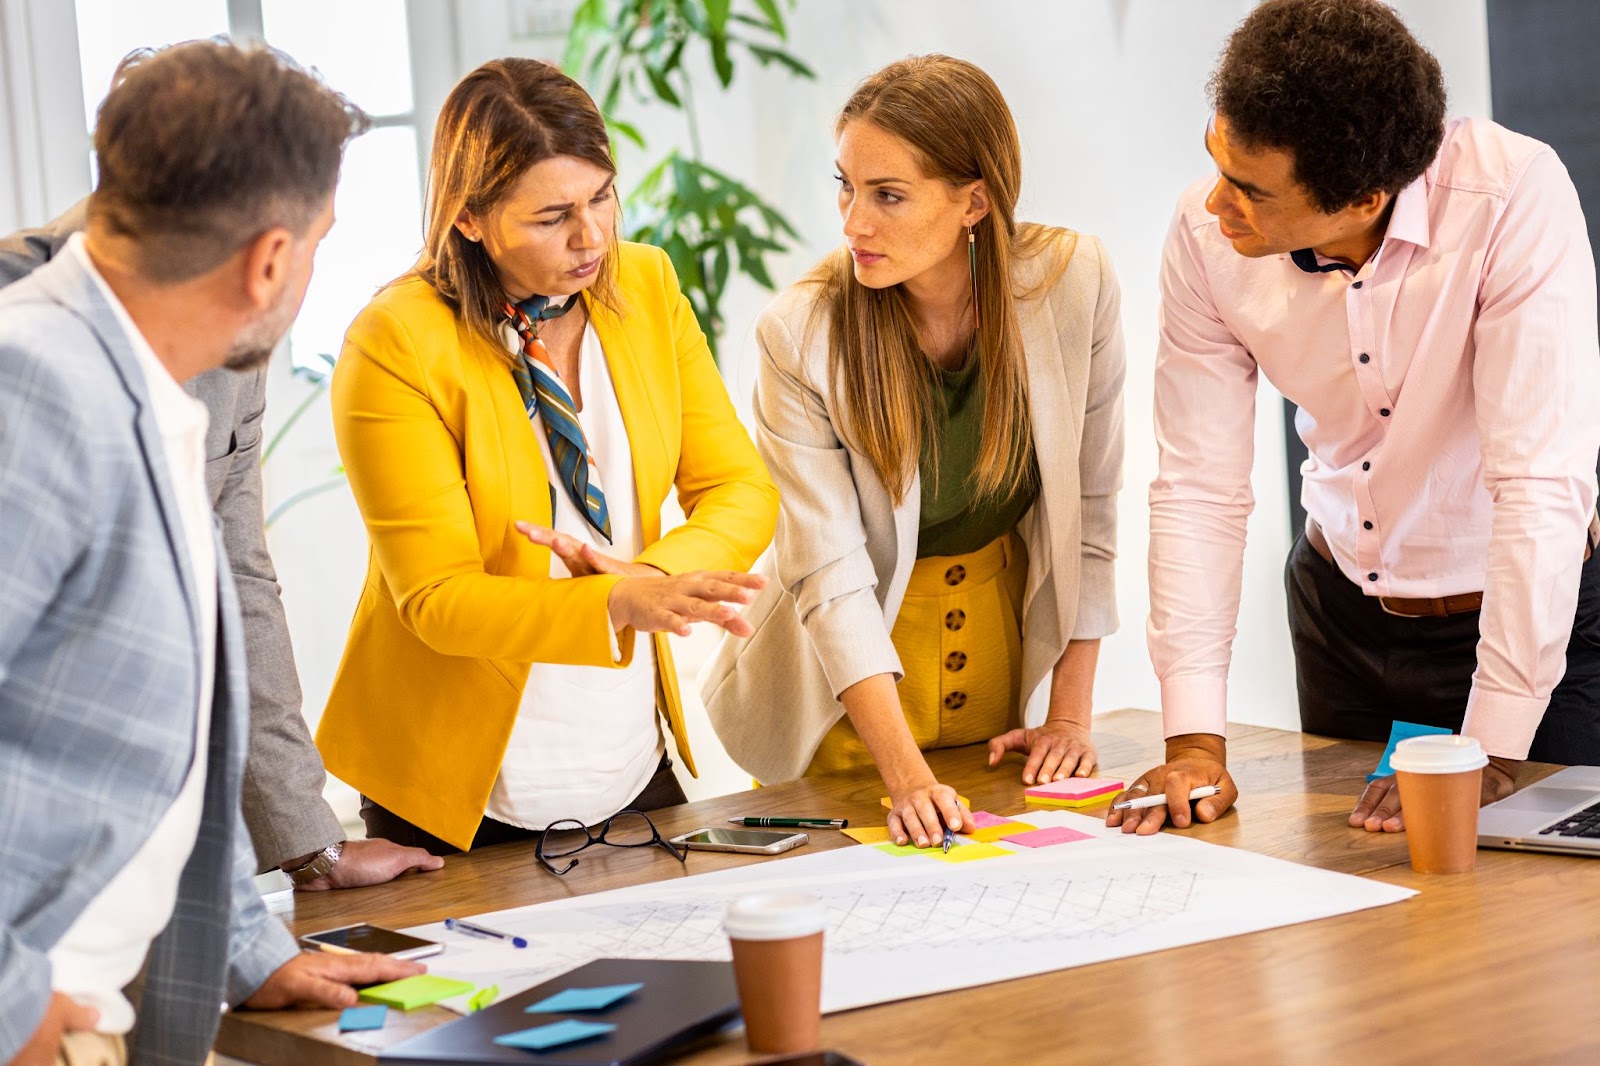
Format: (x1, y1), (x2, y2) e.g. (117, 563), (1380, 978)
(468, 984), (499, 1012)
(933, 842), (1013, 863)
(881, 794), (970, 810)
(965, 822), (1037, 843)
(844, 826), (894, 844)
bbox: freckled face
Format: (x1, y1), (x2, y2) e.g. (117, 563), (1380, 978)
(835, 119), (972, 290)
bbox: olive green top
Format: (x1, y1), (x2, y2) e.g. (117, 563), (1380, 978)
(917, 353), (1039, 559)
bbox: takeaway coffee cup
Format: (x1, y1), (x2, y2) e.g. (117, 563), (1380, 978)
(723, 892), (826, 1054)
(1391, 734), (1488, 874)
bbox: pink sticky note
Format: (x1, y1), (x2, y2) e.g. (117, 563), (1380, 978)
(969, 811), (1014, 829)
(1006, 825), (1094, 848)
(1024, 778), (1124, 801)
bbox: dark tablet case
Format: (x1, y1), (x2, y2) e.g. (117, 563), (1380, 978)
(380, 957), (740, 1065)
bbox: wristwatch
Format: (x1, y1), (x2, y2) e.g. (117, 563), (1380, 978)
(284, 840), (344, 886)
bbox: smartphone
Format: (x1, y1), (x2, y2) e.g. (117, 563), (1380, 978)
(298, 922), (443, 960)
(755, 1052), (865, 1066)
(668, 827), (808, 855)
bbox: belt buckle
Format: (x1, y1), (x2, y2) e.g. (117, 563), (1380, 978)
(1377, 596), (1413, 618)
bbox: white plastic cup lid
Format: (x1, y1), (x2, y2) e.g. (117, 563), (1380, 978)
(723, 893), (826, 941)
(1389, 734), (1488, 774)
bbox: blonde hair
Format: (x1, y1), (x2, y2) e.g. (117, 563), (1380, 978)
(810, 55), (1074, 504)
(409, 58), (622, 360)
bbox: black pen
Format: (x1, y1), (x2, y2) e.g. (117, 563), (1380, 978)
(727, 817), (848, 829)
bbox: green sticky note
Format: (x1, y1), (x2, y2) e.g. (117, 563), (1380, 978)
(468, 984), (499, 1012)
(359, 974), (476, 1010)
(874, 842), (939, 858)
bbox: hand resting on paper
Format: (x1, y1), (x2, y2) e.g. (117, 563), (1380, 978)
(1106, 733), (1239, 835)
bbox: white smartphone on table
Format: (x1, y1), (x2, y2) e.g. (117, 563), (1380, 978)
(298, 922), (443, 960)
(669, 827), (808, 855)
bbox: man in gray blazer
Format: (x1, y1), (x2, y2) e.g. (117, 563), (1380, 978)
(0, 42), (422, 1065)
(0, 202), (440, 893)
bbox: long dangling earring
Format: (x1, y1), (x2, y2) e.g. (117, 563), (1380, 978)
(967, 224), (981, 333)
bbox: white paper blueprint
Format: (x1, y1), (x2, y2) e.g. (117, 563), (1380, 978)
(403, 811), (1415, 1012)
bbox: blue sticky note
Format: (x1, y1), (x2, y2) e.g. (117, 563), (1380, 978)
(339, 1004), (388, 1032)
(526, 982), (644, 1013)
(494, 1020), (617, 1050)
(1369, 720), (1453, 781)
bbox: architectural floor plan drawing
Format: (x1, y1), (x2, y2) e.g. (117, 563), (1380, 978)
(405, 812), (1413, 1013)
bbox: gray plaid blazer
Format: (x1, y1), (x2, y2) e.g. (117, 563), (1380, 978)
(0, 249), (297, 1063)
(0, 202), (343, 872)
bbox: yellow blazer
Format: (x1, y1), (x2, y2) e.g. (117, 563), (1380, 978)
(317, 242), (778, 849)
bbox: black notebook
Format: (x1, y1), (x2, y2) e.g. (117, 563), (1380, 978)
(380, 958), (740, 1065)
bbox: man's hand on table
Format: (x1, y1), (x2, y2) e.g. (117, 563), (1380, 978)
(1349, 754), (1521, 832)
(286, 838), (444, 892)
(1106, 734), (1238, 835)
(242, 952), (425, 1010)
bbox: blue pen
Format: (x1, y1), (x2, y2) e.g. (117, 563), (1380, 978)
(941, 825), (954, 854)
(445, 916), (528, 948)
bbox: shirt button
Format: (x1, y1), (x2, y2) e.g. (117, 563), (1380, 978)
(1359, 353), (1371, 364)
(944, 609), (967, 631)
(1380, 408), (1391, 417)
(1362, 461), (1371, 471)
(944, 651), (967, 672)
(1352, 280), (1364, 289)
(944, 565), (966, 586)
(943, 691), (968, 710)
(1363, 521), (1374, 530)
(1367, 572), (1379, 582)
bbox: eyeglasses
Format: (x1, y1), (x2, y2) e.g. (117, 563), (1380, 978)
(536, 808), (687, 876)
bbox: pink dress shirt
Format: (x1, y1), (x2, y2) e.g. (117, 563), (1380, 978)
(1148, 118), (1600, 760)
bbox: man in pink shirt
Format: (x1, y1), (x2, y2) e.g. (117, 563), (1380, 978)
(1114, 0), (1600, 836)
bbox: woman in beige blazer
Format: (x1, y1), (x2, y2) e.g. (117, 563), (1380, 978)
(704, 55), (1125, 848)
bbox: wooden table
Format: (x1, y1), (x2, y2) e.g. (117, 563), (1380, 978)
(218, 710), (1600, 1066)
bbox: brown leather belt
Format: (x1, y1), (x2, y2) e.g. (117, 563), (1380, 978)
(1302, 518), (1594, 619)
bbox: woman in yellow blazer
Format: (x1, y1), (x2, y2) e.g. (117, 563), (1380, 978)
(317, 58), (777, 854)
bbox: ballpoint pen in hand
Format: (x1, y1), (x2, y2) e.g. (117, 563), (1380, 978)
(445, 916), (528, 948)
(941, 825), (954, 853)
(1111, 785), (1223, 811)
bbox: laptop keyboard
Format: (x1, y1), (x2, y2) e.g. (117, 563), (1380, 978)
(1539, 799), (1600, 838)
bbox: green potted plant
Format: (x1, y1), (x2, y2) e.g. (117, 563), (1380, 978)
(564, 0), (814, 360)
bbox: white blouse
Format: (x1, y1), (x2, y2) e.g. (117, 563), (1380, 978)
(486, 322), (663, 829)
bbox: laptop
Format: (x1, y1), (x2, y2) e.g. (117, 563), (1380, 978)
(1477, 765), (1600, 856)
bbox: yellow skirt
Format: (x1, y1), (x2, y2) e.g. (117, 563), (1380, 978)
(807, 531), (1027, 775)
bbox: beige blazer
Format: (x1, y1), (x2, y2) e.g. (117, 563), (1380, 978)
(703, 232), (1127, 783)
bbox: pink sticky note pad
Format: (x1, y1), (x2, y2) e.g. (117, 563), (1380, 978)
(969, 811), (1014, 829)
(1006, 825), (1094, 848)
(1024, 778), (1124, 802)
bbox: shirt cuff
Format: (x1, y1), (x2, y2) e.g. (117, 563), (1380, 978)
(1160, 675), (1229, 739)
(1461, 687), (1547, 760)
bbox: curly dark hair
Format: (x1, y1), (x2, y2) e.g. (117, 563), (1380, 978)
(1210, 0), (1446, 213)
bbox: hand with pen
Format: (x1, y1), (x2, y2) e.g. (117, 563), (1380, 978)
(1107, 733), (1239, 835)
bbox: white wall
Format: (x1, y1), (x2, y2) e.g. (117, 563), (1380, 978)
(259, 0), (1490, 810)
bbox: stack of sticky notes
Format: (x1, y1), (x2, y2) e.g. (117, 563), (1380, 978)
(358, 974), (476, 1011)
(1006, 825), (1095, 848)
(1023, 777), (1124, 808)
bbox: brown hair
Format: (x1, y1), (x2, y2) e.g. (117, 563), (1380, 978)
(808, 55), (1072, 505)
(412, 58), (623, 360)
(90, 40), (367, 283)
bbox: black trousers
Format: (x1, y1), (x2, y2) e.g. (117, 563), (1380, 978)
(1286, 533), (1600, 765)
(360, 754), (689, 857)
